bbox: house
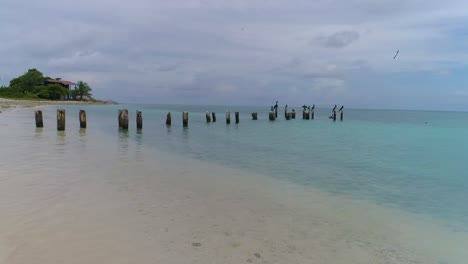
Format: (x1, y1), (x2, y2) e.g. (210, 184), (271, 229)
(45, 79), (76, 100)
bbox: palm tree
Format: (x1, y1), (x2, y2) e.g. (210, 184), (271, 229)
(73, 81), (92, 100)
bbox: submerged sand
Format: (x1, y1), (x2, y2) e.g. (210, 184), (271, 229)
(0, 109), (467, 264)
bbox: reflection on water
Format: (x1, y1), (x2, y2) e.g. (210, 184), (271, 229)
(34, 127), (43, 140)
(136, 129), (143, 144)
(78, 128), (87, 151)
(166, 125), (172, 134)
(118, 129), (129, 146)
(135, 129), (143, 160)
(118, 129), (129, 161)
(182, 127), (191, 154)
(56, 131), (66, 154)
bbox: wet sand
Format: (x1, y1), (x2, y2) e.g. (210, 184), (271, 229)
(0, 98), (111, 113)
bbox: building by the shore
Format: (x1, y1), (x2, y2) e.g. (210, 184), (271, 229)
(45, 79), (76, 100)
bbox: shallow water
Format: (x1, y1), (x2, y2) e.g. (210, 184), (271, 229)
(0, 105), (467, 263)
(23, 104), (467, 229)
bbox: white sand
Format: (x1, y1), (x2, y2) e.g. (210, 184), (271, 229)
(1, 146), (467, 264)
(0, 98), (110, 113)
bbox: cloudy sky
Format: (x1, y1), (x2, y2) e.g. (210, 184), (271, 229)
(1, 0), (468, 110)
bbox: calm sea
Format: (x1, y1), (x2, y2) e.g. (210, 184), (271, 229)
(2, 104), (468, 232)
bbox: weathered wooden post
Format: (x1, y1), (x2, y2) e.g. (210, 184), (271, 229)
(333, 111), (337, 121)
(311, 110), (314, 120)
(284, 105), (288, 119)
(206, 112), (211, 123)
(291, 110), (296, 119)
(269, 111), (275, 121)
(303, 107), (310, 120)
(235, 112), (239, 124)
(35, 110), (43, 128)
(136, 110), (143, 129)
(182, 112), (189, 127)
(212, 112), (216, 122)
(118, 109), (129, 129)
(339, 106), (344, 121)
(251, 112), (258, 120)
(79, 110), (86, 128)
(57, 109), (65, 131)
(166, 112), (172, 125)
(226, 111), (231, 124)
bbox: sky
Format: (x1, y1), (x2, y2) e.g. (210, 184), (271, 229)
(1, 0), (468, 110)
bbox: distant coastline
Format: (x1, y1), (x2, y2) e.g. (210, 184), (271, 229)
(0, 98), (117, 113)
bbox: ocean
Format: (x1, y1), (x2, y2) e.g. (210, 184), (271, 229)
(0, 104), (467, 263)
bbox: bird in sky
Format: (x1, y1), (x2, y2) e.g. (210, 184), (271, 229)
(393, 50), (399, 59)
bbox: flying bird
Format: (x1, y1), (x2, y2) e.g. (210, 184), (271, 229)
(393, 50), (399, 59)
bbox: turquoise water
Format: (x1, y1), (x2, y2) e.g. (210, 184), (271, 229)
(12, 104), (468, 231)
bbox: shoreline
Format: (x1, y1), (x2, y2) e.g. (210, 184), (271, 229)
(0, 98), (114, 113)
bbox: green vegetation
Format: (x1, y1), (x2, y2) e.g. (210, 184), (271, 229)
(0, 68), (94, 100)
(70, 81), (92, 101)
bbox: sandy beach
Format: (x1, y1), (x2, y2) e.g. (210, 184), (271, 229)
(0, 107), (467, 264)
(0, 98), (112, 113)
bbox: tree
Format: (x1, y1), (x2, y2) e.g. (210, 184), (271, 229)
(9, 69), (45, 95)
(74, 81), (92, 100)
(36, 84), (68, 100)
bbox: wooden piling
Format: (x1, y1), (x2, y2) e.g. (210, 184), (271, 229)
(286, 113), (291, 120)
(226, 111), (231, 124)
(35, 110), (43, 128)
(251, 112), (258, 120)
(302, 110), (306, 119)
(206, 112), (211, 123)
(311, 111), (314, 120)
(269, 111), (275, 121)
(212, 112), (216, 122)
(118, 109), (129, 129)
(136, 110), (143, 129)
(57, 109), (65, 131)
(166, 112), (172, 125)
(333, 111), (337, 121)
(235, 112), (239, 124)
(291, 110), (296, 119)
(79, 110), (86, 128)
(340, 111), (344, 121)
(182, 112), (189, 127)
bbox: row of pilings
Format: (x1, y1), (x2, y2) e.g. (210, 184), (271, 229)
(34, 107), (344, 130)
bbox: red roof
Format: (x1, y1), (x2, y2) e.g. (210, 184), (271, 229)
(46, 79), (76, 86)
